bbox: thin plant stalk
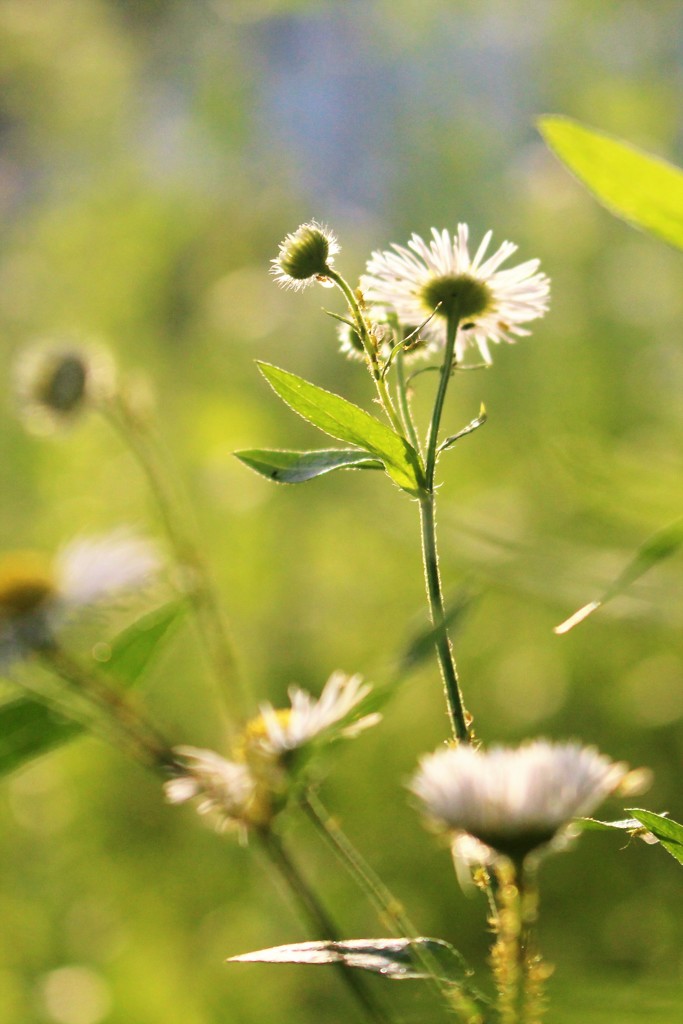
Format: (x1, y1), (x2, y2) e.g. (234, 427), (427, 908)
(519, 866), (549, 1024)
(413, 308), (471, 742)
(102, 395), (245, 720)
(41, 644), (172, 770)
(394, 349), (421, 454)
(326, 269), (405, 436)
(260, 829), (393, 1024)
(302, 790), (488, 1022)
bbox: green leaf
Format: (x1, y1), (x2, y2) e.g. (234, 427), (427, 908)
(538, 116), (683, 250)
(555, 516), (683, 633)
(437, 405), (487, 454)
(628, 809), (683, 845)
(257, 362), (424, 495)
(234, 448), (382, 484)
(228, 937), (470, 984)
(0, 601), (185, 778)
(0, 700), (82, 777)
(97, 599), (187, 685)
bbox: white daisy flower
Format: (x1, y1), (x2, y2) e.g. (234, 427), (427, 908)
(0, 531), (160, 667)
(15, 339), (116, 434)
(362, 225), (550, 364)
(271, 221), (339, 291)
(253, 671), (381, 755)
(165, 746), (262, 832)
(411, 740), (626, 864)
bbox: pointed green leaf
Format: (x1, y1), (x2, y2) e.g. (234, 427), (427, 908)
(539, 116), (683, 250)
(234, 448), (382, 484)
(0, 601), (185, 777)
(657, 842), (683, 866)
(257, 362), (424, 495)
(97, 599), (186, 685)
(628, 809), (683, 847)
(229, 937), (470, 984)
(555, 517), (683, 633)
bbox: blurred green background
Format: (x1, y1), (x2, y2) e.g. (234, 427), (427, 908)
(0, 1), (682, 1021)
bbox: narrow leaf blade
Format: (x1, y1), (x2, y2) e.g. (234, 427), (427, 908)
(229, 937), (469, 983)
(0, 601), (185, 777)
(437, 406), (487, 453)
(257, 363), (424, 494)
(399, 591), (475, 678)
(235, 448), (382, 484)
(539, 116), (683, 250)
(555, 517), (683, 634)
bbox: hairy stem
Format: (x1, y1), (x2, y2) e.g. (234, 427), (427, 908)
(417, 309), (471, 742)
(326, 269), (405, 436)
(418, 495), (470, 742)
(394, 349), (421, 454)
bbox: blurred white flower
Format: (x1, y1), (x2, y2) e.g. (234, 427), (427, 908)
(254, 671), (381, 755)
(411, 740), (626, 864)
(0, 531), (160, 667)
(166, 674), (380, 834)
(271, 221), (339, 291)
(56, 532), (159, 608)
(362, 225), (550, 364)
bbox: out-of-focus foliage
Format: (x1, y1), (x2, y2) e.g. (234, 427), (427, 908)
(540, 116), (683, 251)
(0, 1), (682, 1022)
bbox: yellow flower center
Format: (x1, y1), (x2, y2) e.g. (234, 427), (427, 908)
(232, 709), (294, 828)
(0, 554), (56, 618)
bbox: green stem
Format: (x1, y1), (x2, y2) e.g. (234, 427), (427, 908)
(425, 309), (459, 492)
(261, 830), (393, 1024)
(395, 349), (421, 454)
(418, 495), (470, 742)
(519, 867), (547, 1024)
(417, 309), (471, 743)
(326, 269), (405, 436)
(491, 865), (522, 1024)
(102, 396), (245, 721)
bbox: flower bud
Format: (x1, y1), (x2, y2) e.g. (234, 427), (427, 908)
(271, 221), (339, 291)
(14, 339), (116, 434)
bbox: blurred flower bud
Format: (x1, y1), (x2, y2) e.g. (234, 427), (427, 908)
(14, 339), (116, 434)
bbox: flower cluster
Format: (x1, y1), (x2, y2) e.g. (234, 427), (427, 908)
(165, 672), (380, 835)
(272, 220), (549, 367)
